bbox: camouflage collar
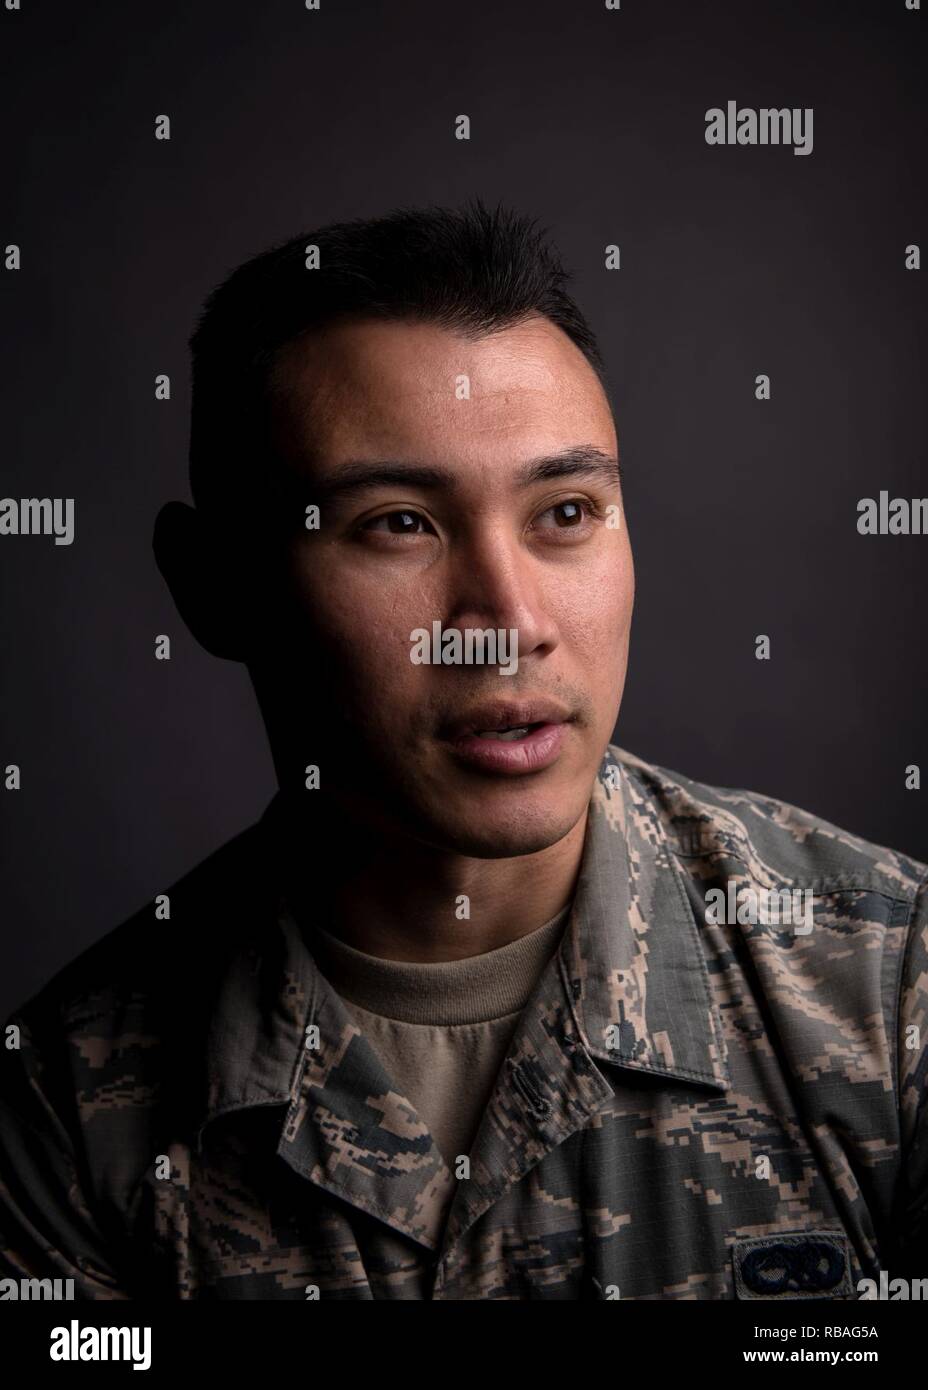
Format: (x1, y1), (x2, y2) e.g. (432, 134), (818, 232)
(197, 749), (730, 1251)
(561, 750), (730, 1089)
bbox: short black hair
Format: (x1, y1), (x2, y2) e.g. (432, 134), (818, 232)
(187, 197), (611, 520)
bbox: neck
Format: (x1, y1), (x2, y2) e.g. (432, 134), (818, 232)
(277, 801), (589, 963)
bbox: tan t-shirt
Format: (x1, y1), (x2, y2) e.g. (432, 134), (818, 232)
(304, 906), (572, 1170)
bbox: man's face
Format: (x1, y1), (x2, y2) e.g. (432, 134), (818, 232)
(254, 313), (634, 858)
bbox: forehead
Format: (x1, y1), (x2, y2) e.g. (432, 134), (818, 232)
(266, 315), (614, 472)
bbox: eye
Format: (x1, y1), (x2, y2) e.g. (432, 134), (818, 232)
(360, 509), (435, 536)
(533, 499), (596, 531)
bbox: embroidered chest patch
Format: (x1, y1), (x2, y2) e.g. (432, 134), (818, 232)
(732, 1232), (853, 1300)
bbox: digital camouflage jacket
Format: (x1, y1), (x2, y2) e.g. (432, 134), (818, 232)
(1, 745), (926, 1300)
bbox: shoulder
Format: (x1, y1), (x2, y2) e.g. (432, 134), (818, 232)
(605, 746), (928, 1183)
(0, 809), (275, 1133)
(607, 742), (928, 902)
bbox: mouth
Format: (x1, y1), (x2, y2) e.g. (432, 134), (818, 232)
(438, 703), (573, 775)
(473, 722), (543, 741)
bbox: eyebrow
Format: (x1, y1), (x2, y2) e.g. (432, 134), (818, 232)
(305, 445), (621, 505)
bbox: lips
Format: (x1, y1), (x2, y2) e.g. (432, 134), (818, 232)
(438, 701), (573, 775)
(477, 726), (535, 741)
(439, 701), (571, 742)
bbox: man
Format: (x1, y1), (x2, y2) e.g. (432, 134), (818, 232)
(1, 200), (925, 1301)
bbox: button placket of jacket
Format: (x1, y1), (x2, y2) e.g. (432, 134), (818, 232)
(508, 1057), (551, 1119)
(562, 1033), (592, 1075)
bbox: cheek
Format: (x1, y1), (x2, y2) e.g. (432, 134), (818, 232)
(290, 564), (427, 700)
(289, 550), (409, 640)
(555, 540), (633, 650)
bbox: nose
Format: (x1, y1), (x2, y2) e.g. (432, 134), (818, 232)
(441, 522), (560, 667)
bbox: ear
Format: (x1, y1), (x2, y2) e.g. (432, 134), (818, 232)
(152, 501), (253, 661)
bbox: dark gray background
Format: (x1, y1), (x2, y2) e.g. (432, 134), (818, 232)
(1, 0), (925, 1020)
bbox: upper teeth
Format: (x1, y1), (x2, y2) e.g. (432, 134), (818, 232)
(478, 726), (531, 740)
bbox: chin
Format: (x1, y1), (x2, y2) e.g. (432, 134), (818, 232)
(438, 827), (571, 859)
(419, 802), (584, 859)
